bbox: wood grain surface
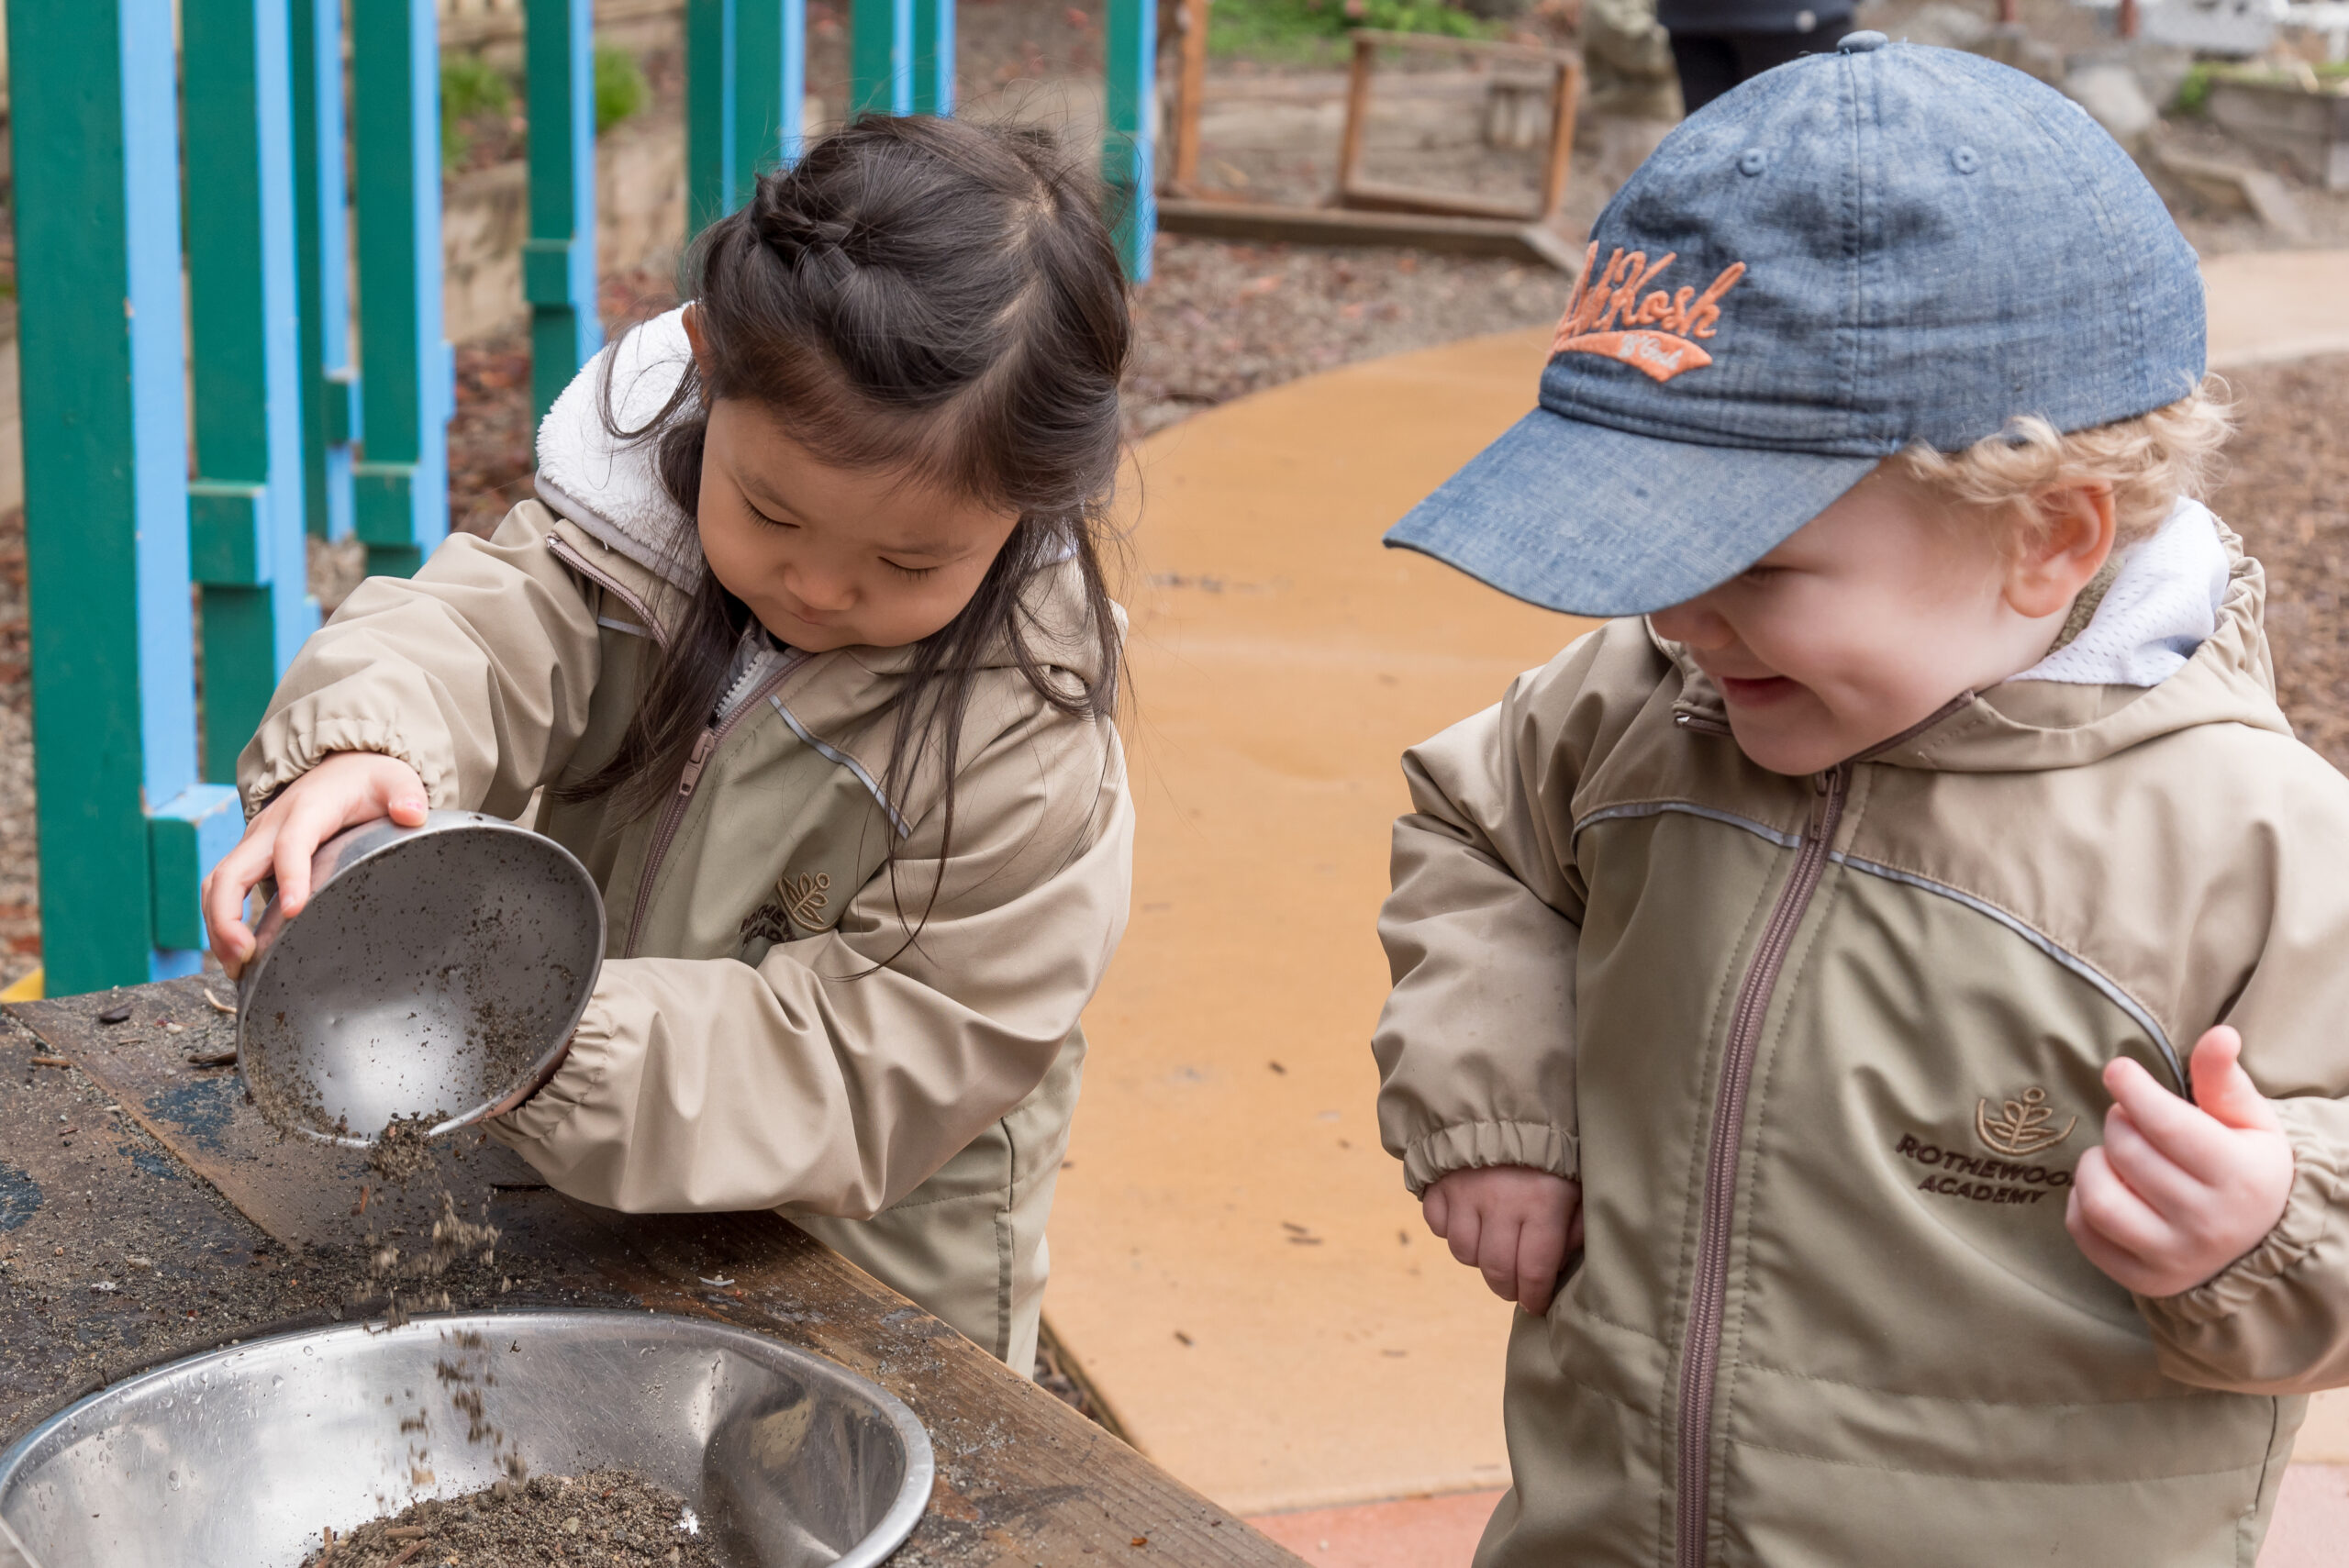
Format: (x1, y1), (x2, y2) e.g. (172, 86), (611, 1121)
(3, 980), (1301, 1567)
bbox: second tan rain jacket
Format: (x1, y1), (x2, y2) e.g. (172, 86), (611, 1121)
(1375, 519), (2349, 1567)
(239, 315), (1133, 1370)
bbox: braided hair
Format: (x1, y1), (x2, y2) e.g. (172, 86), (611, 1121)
(564, 115), (1130, 904)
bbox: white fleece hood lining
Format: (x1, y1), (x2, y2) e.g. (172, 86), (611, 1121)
(534, 306), (701, 589)
(2012, 498), (2231, 689)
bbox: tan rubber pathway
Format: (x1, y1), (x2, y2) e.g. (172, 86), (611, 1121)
(1051, 253), (2349, 1518)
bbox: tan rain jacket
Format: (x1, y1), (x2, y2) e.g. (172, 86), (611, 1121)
(240, 317), (1132, 1368)
(1375, 522), (2349, 1566)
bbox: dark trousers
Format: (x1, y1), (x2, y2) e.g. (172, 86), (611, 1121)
(1669, 30), (1833, 113)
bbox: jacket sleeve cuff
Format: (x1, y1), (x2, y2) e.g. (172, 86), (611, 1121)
(487, 996), (625, 1155)
(1399, 1119), (1578, 1197)
(2142, 1106), (2342, 1330)
(239, 717), (446, 819)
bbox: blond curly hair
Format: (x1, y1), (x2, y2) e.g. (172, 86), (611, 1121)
(1894, 378), (2233, 555)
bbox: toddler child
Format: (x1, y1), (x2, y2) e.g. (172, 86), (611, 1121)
(1375, 34), (2349, 1567)
(204, 117), (1134, 1373)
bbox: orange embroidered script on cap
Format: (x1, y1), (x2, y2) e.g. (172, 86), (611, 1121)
(1551, 242), (1747, 384)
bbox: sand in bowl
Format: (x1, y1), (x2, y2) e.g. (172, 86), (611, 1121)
(300, 1469), (721, 1565)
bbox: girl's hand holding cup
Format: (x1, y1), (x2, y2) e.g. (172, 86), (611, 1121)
(201, 751), (431, 977)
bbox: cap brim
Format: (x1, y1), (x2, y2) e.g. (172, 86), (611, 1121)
(1384, 407), (1882, 617)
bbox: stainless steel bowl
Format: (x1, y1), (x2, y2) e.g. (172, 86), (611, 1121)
(239, 810), (605, 1146)
(0, 1311), (933, 1568)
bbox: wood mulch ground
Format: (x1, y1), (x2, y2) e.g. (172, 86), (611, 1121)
(2209, 355), (2349, 773)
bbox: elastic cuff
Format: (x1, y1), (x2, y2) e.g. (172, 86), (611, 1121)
(239, 719), (445, 819)
(1399, 1119), (1578, 1196)
(488, 995), (619, 1151)
(2143, 1110), (2339, 1329)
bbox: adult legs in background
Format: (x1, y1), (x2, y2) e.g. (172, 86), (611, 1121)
(1669, 29), (1832, 113)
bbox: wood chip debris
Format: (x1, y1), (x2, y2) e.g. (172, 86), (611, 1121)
(29, 1055), (68, 1068)
(185, 1050), (239, 1069)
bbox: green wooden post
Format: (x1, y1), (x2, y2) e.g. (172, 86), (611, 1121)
(686, 0), (736, 233)
(912, 0), (953, 115)
(8, 0), (237, 990)
(852, 0), (914, 115)
(688, 0), (807, 237)
(184, 0), (321, 784)
(526, 0), (603, 424)
(291, 0), (360, 542)
(738, 0), (807, 181)
(1103, 0), (1156, 281)
(351, 0), (453, 578)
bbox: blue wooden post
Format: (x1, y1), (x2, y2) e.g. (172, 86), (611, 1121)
(527, 0), (604, 423)
(291, 0), (360, 543)
(688, 0), (808, 235)
(1103, 0), (1156, 282)
(913, 0), (954, 115)
(851, 0), (915, 116)
(351, 0), (453, 578)
(8, 0), (239, 991)
(184, 0), (321, 785)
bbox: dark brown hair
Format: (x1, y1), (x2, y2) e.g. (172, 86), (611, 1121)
(564, 116), (1130, 896)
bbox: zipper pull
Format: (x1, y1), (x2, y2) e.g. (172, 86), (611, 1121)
(676, 728), (718, 795)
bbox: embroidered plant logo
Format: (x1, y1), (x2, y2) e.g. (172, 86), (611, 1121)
(1975, 1085), (2077, 1159)
(739, 870), (835, 949)
(779, 871), (831, 931)
(1551, 243), (1747, 384)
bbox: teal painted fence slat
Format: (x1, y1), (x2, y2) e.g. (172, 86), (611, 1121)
(734, 0), (807, 194)
(686, 0), (737, 235)
(1103, 0), (1155, 281)
(292, 0), (359, 543)
(688, 0), (808, 237)
(8, 0), (207, 990)
(351, 0), (453, 578)
(184, 0), (320, 784)
(851, 0), (915, 117)
(526, 0), (603, 423)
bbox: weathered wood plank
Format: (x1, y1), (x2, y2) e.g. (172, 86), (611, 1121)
(5, 982), (1307, 1568)
(1154, 196), (1579, 272)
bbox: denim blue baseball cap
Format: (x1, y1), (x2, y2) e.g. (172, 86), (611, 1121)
(1386, 32), (2206, 617)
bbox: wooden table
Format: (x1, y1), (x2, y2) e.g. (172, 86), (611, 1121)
(0, 978), (1301, 1567)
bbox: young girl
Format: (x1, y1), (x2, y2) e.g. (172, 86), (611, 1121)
(201, 117), (1135, 1373)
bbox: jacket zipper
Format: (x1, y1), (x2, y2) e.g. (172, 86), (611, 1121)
(1674, 762), (1849, 1568)
(621, 648), (805, 957)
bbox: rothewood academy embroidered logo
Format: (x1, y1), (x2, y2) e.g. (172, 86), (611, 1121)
(1893, 1084), (2082, 1209)
(1551, 243), (1747, 384)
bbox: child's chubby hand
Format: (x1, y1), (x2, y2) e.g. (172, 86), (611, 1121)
(2065, 1025), (2296, 1299)
(201, 751), (430, 979)
(1422, 1165), (1584, 1316)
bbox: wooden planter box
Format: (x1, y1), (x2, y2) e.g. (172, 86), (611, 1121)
(2207, 77), (2349, 192)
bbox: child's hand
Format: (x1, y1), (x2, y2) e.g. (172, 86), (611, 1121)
(1422, 1165), (1584, 1316)
(202, 751), (429, 978)
(2065, 1026), (2295, 1299)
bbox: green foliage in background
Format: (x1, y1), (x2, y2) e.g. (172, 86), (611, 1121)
(594, 44), (651, 136)
(1208, 0), (1497, 61)
(440, 51), (515, 170)
(2176, 58), (2349, 115)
